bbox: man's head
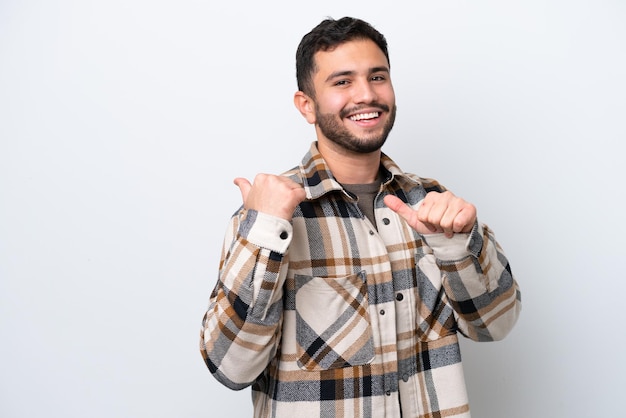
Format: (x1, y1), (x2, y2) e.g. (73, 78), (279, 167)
(294, 17), (396, 155)
(296, 17), (390, 99)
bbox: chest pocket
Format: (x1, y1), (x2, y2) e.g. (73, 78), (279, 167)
(294, 272), (375, 371)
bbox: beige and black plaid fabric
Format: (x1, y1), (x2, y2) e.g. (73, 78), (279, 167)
(200, 142), (521, 418)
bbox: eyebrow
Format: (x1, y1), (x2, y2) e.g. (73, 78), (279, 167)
(325, 66), (390, 83)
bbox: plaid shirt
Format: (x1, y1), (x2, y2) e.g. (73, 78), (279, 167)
(200, 142), (521, 417)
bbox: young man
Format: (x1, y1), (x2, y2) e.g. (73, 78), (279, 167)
(200, 17), (521, 418)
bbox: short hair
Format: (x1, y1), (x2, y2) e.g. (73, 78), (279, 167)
(295, 17), (390, 98)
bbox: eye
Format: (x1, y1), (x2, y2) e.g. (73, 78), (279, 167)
(371, 75), (386, 82)
(334, 79), (350, 86)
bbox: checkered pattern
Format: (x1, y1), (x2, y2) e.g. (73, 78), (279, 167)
(200, 142), (521, 417)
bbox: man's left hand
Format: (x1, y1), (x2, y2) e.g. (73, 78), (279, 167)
(384, 191), (477, 238)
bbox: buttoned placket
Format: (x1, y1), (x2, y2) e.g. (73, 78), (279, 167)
(376, 201), (422, 416)
(365, 210), (404, 415)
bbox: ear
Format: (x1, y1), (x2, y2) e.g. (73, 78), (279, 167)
(294, 91), (316, 124)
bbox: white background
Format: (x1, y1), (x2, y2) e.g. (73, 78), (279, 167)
(1, 1), (625, 417)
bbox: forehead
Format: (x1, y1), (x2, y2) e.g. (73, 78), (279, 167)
(312, 39), (389, 78)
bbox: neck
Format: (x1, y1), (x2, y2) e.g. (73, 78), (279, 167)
(317, 140), (381, 184)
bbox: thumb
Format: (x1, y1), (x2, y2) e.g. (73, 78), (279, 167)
(383, 194), (431, 234)
(233, 177), (252, 205)
(383, 195), (417, 224)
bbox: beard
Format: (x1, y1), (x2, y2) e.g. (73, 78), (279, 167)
(316, 104), (397, 154)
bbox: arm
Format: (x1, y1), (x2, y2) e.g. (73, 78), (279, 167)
(200, 174), (306, 389)
(421, 221), (521, 341)
(384, 192), (521, 341)
(200, 208), (292, 389)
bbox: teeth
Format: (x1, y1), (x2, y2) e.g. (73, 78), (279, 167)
(350, 112), (379, 121)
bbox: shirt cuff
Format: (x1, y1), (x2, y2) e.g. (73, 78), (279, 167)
(238, 209), (293, 254)
(422, 221), (483, 261)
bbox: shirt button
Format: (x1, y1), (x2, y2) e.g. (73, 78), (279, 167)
(382, 217), (390, 225)
(385, 390), (391, 396)
(396, 293), (404, 301)
(402, 374), (409, 382)
(379, 309), (385, 315)
(279, 231), (288, 239)
(369, 230), (375, 236)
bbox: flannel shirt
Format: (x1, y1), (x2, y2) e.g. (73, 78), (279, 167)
(200, 142), (521, 417)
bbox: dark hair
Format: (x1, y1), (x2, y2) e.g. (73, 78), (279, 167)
(295, 17), (390, 97)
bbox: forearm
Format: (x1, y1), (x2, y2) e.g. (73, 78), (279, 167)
(424, 221), (522, 341)
(200, 209), (292, 388)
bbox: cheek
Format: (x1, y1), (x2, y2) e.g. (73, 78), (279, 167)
(317, 93), (349, 115)
(379, 86), (395, 105)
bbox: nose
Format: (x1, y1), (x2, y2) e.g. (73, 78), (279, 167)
(353, 78), (378, 104)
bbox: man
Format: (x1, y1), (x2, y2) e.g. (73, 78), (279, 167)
(200, 16), (521, 418)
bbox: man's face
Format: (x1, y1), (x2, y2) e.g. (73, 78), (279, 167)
(309, 38), (396, 154)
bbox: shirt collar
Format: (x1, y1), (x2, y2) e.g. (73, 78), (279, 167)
(297, 142), (420, 200)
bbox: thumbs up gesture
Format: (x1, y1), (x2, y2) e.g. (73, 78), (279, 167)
(384, 191), (476, 238)
(234, 174), (307, 221)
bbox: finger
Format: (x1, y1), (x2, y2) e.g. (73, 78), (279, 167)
(291, 185), (307, 203)
(281, 177), (306, 193)
(437, 200), (476, 236)
(268, 176), (307, 205)
(385, 195), (444, 235)
(416, 198), (441, 233)
(383, 195), (416, 224)
(276, 177), (307, 206)
(233, 177), (252, 205)
(438, 205), (459, 238)
(453, 205), (477, 233)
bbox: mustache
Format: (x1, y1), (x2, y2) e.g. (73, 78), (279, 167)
(340, 103), (390, 119)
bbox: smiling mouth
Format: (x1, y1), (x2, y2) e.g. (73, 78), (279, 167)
(349, 112), (380, 121)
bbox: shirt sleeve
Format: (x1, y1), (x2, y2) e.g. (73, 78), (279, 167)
(199, 209), (292, 389)
(422, 221), (522, 341)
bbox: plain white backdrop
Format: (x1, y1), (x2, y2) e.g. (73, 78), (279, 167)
(1, 1), (625, 417)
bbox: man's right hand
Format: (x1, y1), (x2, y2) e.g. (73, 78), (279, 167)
(234, 174), (307, 221)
